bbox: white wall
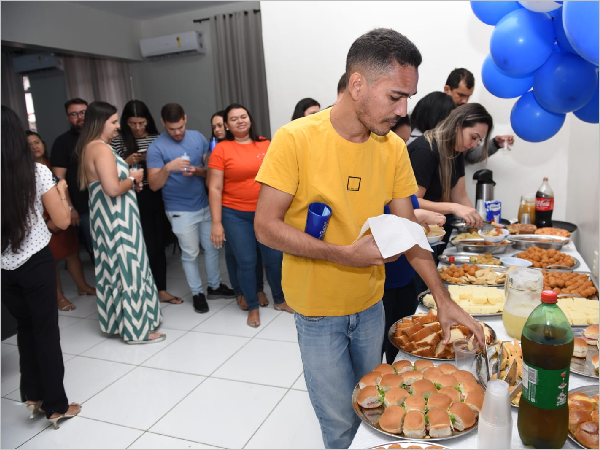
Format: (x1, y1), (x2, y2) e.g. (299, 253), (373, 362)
(261, 0), (599, 267)
(1, 1), (142, 60)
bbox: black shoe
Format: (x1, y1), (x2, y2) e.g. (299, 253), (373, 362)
(207, 283), (236, 299)
(193, 293), (209, 313)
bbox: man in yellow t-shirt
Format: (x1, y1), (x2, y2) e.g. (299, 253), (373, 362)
(255, 29), (485, 449)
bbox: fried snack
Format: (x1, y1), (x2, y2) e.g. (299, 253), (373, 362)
(424, 225), (445, 237)
(535, 227), (571, 238)
(507, 223), (537, 235)
(468, 253), (502, 265)
(439, 264), (506, 286)
(516, 247), (575, 269)
(455, 231), (481, 241)
(541, 271), (598, 299)
(491, 338), (524, 406)
(423, 285), (505, 314)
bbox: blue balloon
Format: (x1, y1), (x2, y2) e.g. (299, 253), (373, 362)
(482, 54), (534, 98)
(491, 9), (555, 75)
(551, 7), (577, 55)
(563, 1), (599, 66)
(533, 52), (598, 113)
(511, 91), (566, 142)
(470, 1), (522, 25)
(573, 80), (599, 124)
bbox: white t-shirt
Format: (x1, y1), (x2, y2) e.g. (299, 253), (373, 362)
(1, 164), (55, 270)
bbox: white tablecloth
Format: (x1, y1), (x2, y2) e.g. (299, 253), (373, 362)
(350, 240), (598, 449)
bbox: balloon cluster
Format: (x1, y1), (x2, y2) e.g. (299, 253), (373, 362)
(471, 1), (599, 142)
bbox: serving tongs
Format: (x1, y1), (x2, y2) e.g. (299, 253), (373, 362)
(475, 343), (492, 389)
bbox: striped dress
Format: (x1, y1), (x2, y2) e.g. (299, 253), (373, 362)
(88, 146), (161, 341)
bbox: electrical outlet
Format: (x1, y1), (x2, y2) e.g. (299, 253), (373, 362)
(593, 251), (599, 278)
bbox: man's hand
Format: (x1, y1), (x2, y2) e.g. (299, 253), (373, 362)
(435, 294), (486, 349)
(414, 209), (446, 227)
(341, 235), (400, 268)
(452, 204), (483, 229)
(182, 165), (197, 177)
(167, 157), (191, 173)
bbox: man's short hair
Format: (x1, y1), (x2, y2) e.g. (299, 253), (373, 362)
(64, 98), (88, 114)
(346, 28), (422, 83)
(161, 103), (185, 123)
(337, 73), (348, 94)
(445, 68), (475, 90)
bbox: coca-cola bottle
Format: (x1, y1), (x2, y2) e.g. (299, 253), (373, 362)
(535, 177), (554, 228)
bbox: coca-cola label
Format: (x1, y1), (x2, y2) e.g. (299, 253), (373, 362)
(536, 198), (554, 211)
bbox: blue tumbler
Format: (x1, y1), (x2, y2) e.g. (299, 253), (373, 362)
(304, 202), (332, 240)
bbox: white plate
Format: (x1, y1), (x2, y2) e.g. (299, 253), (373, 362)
(500, 257), (533, 268)
(478, 228), (509, 243)
(427, 231), (446, 244)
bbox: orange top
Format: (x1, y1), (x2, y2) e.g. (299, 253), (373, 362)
(208, 139), (270, 212)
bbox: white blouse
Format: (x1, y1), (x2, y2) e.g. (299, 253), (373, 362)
(1, 164), (55, 270)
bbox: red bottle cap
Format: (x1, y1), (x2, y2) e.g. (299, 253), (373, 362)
(541, 290), (558, 304)
(449, 257), (455, 263)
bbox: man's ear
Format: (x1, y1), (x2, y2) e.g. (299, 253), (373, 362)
(184, 114), (188, 124)
(443, 85), (451, 95)
(348, 72), (364, 101)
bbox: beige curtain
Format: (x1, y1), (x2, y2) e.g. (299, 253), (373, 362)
(1, 51), (28, 126)
(211, 10), (271, 138)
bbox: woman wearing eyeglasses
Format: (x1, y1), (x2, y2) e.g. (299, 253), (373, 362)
(111, 100), (182, 305)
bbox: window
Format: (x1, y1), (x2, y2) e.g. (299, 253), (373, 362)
(23, 75), (36, 131)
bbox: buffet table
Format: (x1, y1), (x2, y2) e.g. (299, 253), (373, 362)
(350, 237), (597, 449)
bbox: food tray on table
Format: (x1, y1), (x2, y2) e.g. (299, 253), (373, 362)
(418, 289), (504, 318)
(438, 264), (506, 287)
(545, 272), (599, 300)
(571, 326), (599, 379)
(370, 440), (450, 449)
(438, 252), (503, 267)
(507, 234), (571, 250)
(567, 385), (599, 449)
(514, 246), (581, 270)
(450, 239), (510, 255)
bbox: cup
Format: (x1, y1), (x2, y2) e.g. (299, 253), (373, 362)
(305, 202), (332, 240)
(520, 213), (531, 224)
(453, 338), (479, 372)
(477, 379), (512, 449)
(131, 163), (142, 172)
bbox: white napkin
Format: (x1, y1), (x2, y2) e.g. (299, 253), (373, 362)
(356, 214), (432, 259)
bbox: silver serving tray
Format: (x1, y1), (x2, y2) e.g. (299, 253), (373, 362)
(369, 440), (450, 449)
(508, 234), (571, 250)
(567, 385), (599, 449)
(451, 239), (510, 255)
(516, 254), (581, 271)
(438, 266), (507, 288)
(438, 252), (503, 267)
(417, 289), (504, 319)
(571, 327), (599, 380)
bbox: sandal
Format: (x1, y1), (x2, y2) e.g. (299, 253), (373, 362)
(257, 292), (269, 307)
(159, 296), (183, 304)
(247, 310), (260, 328)
(77, 286), (96, 296)
(26, 401), (44, 419)
(237, 295), (248, 311)
(48, 402), (81, 429)
(126, 332), (167, 345)
(57, 297), (76, 312)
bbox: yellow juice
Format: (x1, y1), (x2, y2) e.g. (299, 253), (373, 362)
(502, 310), (528, 339)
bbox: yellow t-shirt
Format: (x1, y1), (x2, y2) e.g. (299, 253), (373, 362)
(255, 109), (417, 316)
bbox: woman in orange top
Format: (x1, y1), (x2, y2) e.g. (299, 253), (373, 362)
(208, 104), (293, 328)
(26, 131), (95, 312)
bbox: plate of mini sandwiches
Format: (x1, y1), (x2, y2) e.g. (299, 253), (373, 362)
(370, 440), (449, 449)
(353, 359), (484, 441)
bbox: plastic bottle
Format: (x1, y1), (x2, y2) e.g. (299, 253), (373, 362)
(517, 290), (573, 448)
(535, 177), (554, 228)
(209, 137), (218, 152)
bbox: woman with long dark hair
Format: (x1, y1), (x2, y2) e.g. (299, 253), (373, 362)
(208, 103), (292, 327)
(27, 131), (95, 312)
(291, 98), (320, 121)
(406, 91), (456, 145)
(78, 101), (165, 344)
(111, 100), (181, 304)
(2, 106), (81, 428)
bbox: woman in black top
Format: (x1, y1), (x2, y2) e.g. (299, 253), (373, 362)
(408, 103), (493, 229)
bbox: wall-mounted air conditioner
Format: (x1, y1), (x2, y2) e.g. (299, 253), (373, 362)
(139, 31), (206, 59)
(12, 54), (64, 74)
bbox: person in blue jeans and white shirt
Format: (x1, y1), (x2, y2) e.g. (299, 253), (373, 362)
(147, 103), (234, 313)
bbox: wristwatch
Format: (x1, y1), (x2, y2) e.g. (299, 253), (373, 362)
(128, 176), (136, 188)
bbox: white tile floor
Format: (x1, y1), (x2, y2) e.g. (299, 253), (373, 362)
(1, 249), (325, 449)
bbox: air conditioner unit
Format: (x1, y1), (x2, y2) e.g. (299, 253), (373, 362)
(12, 54), (64, 74)
(139, 31), (206, 59)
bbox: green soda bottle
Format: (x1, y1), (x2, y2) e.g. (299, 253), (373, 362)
(517, 290), (574, 448)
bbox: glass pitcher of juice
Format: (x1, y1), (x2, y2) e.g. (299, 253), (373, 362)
(502, 268), (543, 339)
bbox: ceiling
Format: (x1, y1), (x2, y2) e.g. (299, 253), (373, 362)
(72, 1), (239, 20)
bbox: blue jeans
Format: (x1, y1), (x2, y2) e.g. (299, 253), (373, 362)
(221, 207), (284, 311)
(295, 301), (385, 449)
(224, 240), (264, 296)
(166, 207), (221, 295)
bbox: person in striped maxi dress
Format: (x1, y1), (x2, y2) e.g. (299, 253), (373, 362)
(77, 101), (165, 344)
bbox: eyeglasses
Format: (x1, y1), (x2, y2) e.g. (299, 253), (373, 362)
(67, 110), (86, 118)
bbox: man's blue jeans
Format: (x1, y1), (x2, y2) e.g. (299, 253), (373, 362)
(294, 301), (385, 449)
(166, 207), (221, 295)
(221, 207), (284, 311)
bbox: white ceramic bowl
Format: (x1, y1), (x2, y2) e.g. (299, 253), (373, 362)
(500, 256), (533, 268)
(426, 231), (446, 244)
(478, 228), (509, 243)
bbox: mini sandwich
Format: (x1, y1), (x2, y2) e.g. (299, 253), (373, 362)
(583, 325), (599, 346)
(461, 380), (484, 396)
(569, 409), (593, 434)
(379, 374), (404, 392)
(404, 394), (426, 413)
(410, 379), (437, 398)
(378, 405), (405, 434)
(373, 364), (396, 376)
(574, 421), (600, 449)
(401, 370), (424, 386)
(414, 359), (434, 372)
(427, 408), (452, 438)
(437, 363), (457, 375)
(358, 372), (382, 389)
(593, 354), (599, 374)
(427, 393), (452, 410)
(569, 392), (595, 412)
(593, 393), (599, 408)
(403, 410), (426, 439)
(356, 385), (383, 408)
(423, 367), (443, 383)
(465, 389), (484, 416)
(384, 387), (410, 407)
(449, 402), (477, 431)
(438, 386), (461, 406)
(453, 370), (477, 384)
(393, 360), (414, 374)
(436, 374), (459, 389)
(573, 337), (588, 358)
(592, 409), (599, 423)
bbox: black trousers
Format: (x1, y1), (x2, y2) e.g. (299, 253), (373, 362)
(136, 187), (170, 291)
(382, 279), (418, 365)
(1, 246), (68, 418)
